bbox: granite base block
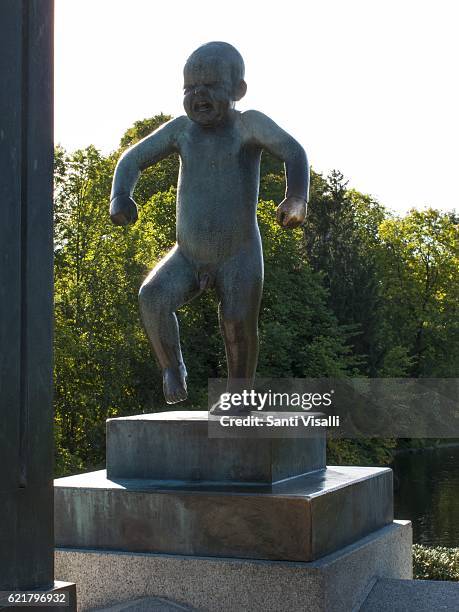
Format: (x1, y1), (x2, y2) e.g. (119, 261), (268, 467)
(361, 577), (459, 612)
(55, 466), (393, 562)
(54, 520), (412, 612)
(91, 597), (194, 611)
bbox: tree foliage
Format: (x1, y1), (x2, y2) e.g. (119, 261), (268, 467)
(378, 208), (459, 376)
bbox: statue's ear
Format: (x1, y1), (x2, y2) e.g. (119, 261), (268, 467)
(234, 79), (247, 101)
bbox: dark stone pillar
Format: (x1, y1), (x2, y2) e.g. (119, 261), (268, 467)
(0, 0), (55, 590)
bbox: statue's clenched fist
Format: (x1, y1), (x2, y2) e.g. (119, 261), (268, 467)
(110, 195), (138, 226)
(276, 196), (307, 229)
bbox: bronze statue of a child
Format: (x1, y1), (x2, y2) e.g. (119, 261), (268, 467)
(110, 42), (309, 412)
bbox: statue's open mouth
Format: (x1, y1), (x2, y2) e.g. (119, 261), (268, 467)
(194, 101), (213, 113)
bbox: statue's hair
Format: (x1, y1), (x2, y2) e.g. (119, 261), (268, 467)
(184, 41), (245, 85)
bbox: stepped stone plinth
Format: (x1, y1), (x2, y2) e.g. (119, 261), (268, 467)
(55, 411), (393, 562)
(54, 410), (410, 611)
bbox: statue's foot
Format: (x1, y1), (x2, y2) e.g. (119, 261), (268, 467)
(209, 397), (252, 416)
(163, 365), (187, 404)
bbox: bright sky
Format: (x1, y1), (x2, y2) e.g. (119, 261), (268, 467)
(55, 0), (459, 214)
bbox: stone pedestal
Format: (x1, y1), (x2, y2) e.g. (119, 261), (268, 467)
(55, 521), (412, 612)
(54, 410), (411, 610)
(106, 411), (326, 483)
(55, 464), (392, 562)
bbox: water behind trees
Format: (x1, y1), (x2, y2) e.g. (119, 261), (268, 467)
(393, 446), (459, 547)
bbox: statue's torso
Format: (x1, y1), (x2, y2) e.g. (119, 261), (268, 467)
(174, 113), (263, 264)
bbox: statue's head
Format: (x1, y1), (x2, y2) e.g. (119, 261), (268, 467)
(183, 42), (247, 127)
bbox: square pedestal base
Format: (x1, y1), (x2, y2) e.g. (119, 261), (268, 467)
(55, 466), (393, 562)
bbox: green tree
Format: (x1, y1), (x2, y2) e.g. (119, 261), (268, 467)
(303, 170), (387, 374)
(54, 145), (154, 473)
(378, 208), (459, 377)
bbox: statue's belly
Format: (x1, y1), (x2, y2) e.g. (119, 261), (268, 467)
(176, 159), (260, 263)
(176, 190), (258, 264)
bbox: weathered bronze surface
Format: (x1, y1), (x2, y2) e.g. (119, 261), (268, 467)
(106, 411), (326, 482)
(110, 42), (309, 410)
(55, 466), (393, 562)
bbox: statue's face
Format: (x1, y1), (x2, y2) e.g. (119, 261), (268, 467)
(183, 59), (235, 127)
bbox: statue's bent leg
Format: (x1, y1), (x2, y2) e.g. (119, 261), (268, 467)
(216, 245), (263, 394)
(139, 246), (199, 404)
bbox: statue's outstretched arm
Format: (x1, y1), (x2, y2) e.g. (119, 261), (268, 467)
(110, 117), (183, 226)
